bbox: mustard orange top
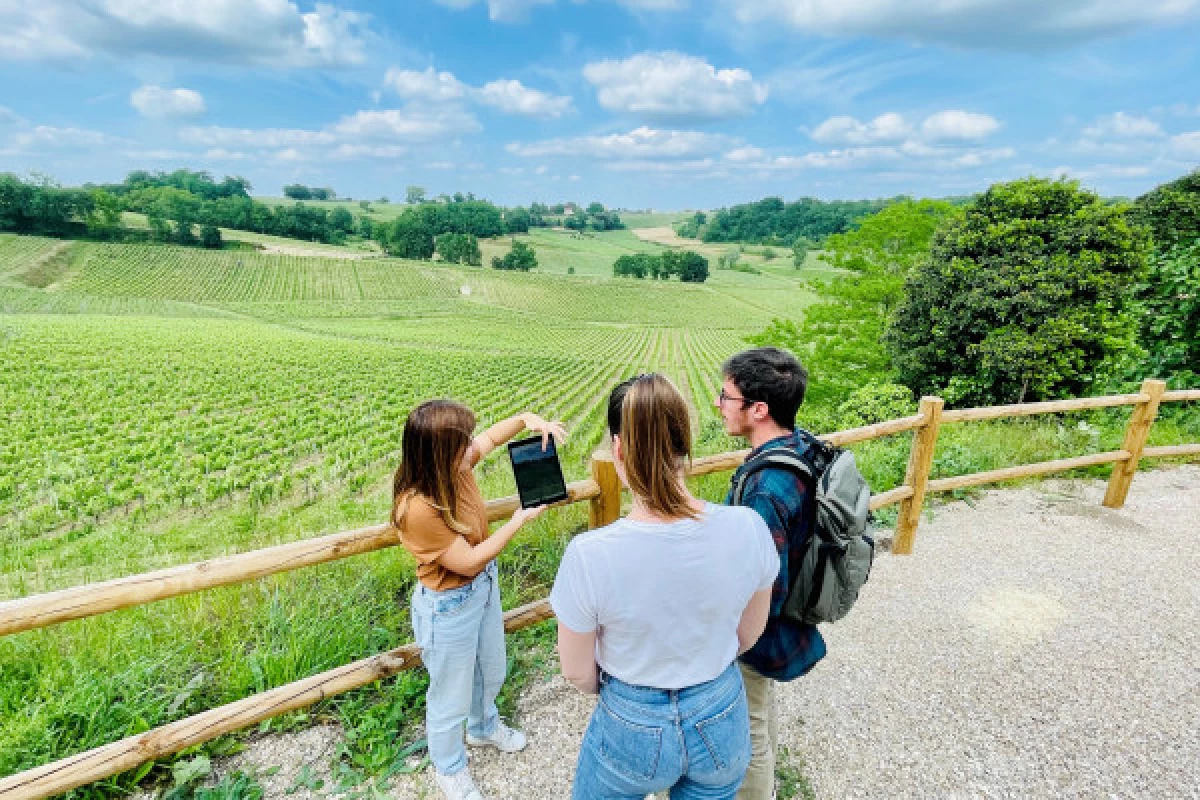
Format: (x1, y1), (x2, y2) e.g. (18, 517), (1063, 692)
(397, 472), (489, 591)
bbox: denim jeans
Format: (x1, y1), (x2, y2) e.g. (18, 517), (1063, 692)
(411, 560), (506, 776)
(572, 661), (751, 799)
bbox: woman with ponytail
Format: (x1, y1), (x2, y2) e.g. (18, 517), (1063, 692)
(550, 374), (778, 799)
(394, 401), (565, 800)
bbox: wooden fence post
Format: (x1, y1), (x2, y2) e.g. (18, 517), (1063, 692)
(1103, 378), (1167, 509)
(892, 396), (944, 555)
(589, 451), (621, 529)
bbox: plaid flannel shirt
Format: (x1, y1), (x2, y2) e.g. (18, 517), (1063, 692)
(727, 430), (827, 681)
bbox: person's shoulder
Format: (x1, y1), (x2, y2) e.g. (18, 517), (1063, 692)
(569, 519), (628, 550)
(710, 503), (769, 531)
(400, 493), (442, 525)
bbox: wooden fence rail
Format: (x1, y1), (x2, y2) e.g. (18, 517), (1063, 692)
(1, 379), (1196, 800)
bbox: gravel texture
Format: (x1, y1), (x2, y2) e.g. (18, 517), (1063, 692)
(202, 467), (1200, 799)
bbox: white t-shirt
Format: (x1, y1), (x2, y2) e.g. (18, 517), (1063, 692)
(550, 502), (780, 690)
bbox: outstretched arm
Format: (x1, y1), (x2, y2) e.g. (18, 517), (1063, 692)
(470, 412), (566, 465)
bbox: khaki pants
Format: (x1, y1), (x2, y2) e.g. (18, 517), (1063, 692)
(737, 662), (777, 800)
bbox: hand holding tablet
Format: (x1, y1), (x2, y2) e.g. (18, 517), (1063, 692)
(508, 436), (570, 509)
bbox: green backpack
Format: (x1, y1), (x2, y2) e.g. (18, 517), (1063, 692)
(730, 431), (875, 625)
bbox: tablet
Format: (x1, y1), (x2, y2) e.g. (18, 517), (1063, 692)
(508, 436), (569, 509)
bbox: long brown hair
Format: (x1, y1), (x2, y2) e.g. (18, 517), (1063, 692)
(608, 373), (697, 520)
(392, 399), (476, 533)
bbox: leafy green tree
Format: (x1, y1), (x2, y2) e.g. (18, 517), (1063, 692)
(503, 207), (531, 234)
(491, 240), (537, 271)
(1132, 168), (1200, 250)
(613, 253), (657, 278)
(329, 207), (355, 233)
(664, 250), (709, 283)
(435, 232), (482, 266)
(283, 184), (312, 200)
(380, 208), (436, 259)
(86, 189), (123, 239)
(1135, 242), (1199, 386)
(886, 178), (1149, 405)
(791, 237), (811, 268)
(357, 214), (374, 239)
(199, 224), (222, 249)
(406, 186), (426, 205)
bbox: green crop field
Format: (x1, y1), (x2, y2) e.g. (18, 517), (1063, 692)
(0, 230), (817, 788)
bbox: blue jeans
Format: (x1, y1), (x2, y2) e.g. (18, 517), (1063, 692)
(572, 661), (751, 799)
(411, 561), (506, 776)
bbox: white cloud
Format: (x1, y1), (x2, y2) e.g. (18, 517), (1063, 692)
(0, 0), (370, 66)
(507, 126), (731, 158)
(1, 124), (117, 156)
(724, 146), (766, 162)
(921, 111), (1000, 140)
(435, 0), (685, 19)
(384, 67), (467, 102)
(475, 80), (573, 118)
(729, 0), (1200, 50)
(130, 85), (207, 119)
(811, 113), (911, 144)
(333, 108), (481, 140)
(583, 52), (767, 122)
(383, 66), (572, 118)
(1172, 131), (1200, 158)
(434, 0), (553, 22)
(1082, 112), (1164, 138)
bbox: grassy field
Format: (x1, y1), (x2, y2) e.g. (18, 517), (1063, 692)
(2, 229), (1197, 796)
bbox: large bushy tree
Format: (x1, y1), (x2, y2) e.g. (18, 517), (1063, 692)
(435, 232), (482, 266)
(886, 178), (1149, 405)
(492, 240), (537, 271)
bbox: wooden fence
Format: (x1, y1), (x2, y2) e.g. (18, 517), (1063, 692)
(1, 379), (1197, 800)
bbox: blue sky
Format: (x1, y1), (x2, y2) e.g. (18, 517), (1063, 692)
(1, 0), (1198, 209)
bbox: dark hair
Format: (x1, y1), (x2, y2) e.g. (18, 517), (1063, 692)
(721, 347), (808, 430)
(607, 373), (696, 520)
(392, 400), (476, 533)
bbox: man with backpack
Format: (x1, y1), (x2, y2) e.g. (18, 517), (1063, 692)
(717, 347), (868, 799)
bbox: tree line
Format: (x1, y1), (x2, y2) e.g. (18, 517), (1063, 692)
(282, 184), (338, 201)
(682, 196), (890, 246)
(613, 250), (709, 283)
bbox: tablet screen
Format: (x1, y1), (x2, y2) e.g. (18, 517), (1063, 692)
(508, 436), (569, 509)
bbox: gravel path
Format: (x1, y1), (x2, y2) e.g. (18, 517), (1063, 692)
(210, 466), (1200, 799)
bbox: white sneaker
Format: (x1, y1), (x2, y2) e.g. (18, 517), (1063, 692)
(465, 722), (528, 753)
(434, 767), (485, 800)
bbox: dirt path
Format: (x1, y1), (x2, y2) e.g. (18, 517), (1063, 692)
(198, 466), (1200, 798)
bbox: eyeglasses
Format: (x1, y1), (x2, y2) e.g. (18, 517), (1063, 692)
(717, 388), (753, 408)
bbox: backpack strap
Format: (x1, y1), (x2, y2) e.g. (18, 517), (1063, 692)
(730, 444), (816, 506)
